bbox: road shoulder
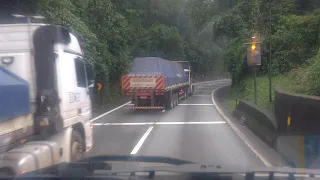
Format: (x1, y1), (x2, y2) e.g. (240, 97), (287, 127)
(212, 84), (288, 167)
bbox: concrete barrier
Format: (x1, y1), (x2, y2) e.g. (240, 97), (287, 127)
(275, 86), (320, 134)
(274, 86), (320, 168)
(216, 85), (320, 168)
(233, 100), (277, 148)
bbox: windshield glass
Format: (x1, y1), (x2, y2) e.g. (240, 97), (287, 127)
(1, 0), (320, 176)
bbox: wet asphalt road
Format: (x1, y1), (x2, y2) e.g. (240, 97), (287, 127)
(88, 80), (266, 168)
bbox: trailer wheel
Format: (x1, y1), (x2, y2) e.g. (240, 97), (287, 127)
(189, 87), (194, 96)
(184, 90), (188, 100)
(176, 94), (179, 106)
(70, 130), (84, 162)
(173, 94), (176, 107)
(167, 94), (173, 110)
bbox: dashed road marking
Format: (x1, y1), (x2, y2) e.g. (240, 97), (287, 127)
(130, 126), (154, 154)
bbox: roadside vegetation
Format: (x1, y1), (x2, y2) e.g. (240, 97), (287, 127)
(203, 0), (320, 111)
(2, 0), (228, 104)
(2, 0), (320, 109)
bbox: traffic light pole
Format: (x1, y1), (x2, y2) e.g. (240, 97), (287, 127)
(253, 67), (257, 105)
(268, 1), (272, 102)
(245, 39), (261, 105)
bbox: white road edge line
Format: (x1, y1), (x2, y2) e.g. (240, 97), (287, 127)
(90, 101), (131, 122)
(130, 126), (154, 154)
(156, 121), (226, 125)
(178, 104), (214, 106)
(211, 85), (272, 167)
(192, 95), (211, 97)
(93, 121), (226, 126)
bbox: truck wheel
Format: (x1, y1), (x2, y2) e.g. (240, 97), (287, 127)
(70, 130), (84, 162)
(189, 87), (194, 96)
(184, 91), (188, 100)
(167, 94), (173, 110)
(172, 94), (176, 108)
(176, 94), (179, 106)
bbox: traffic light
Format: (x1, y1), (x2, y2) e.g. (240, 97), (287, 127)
(246, 43), (261, 67)
(251, 44), (256, 50)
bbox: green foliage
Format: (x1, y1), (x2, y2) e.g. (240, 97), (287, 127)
(207, 0), (320, 87)
(23, 0), (197, 95)
(229, 74), (298, 111)
(304, 50), (320, 95)
(272, 12), (320, 73)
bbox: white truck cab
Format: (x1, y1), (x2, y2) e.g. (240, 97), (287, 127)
(0, 24), (94, 175)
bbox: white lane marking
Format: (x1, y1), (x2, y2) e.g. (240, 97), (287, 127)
(93, 121), (226, 126)
(178, 104), (214, 106)
(156, 121), (226, 125)
(192, 95), (211, 97)
(109, 122), (154, 126)
(130, 126), (154, 154)
(90, 101), (131, 122)
(211, 85), (272, 167)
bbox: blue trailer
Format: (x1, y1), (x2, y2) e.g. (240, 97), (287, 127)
(122, 57), (194, 110)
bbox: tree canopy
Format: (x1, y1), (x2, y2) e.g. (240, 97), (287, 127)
(2, 0), (320, 96)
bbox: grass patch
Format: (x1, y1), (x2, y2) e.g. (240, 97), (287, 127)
(228, 74), (300, 111)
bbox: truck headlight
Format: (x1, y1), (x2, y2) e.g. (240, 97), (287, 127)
(1, 56), (14, 65)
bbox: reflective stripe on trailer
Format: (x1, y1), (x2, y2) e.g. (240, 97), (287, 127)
(121, 75), (165, 91)
(125, 106), (164, 110)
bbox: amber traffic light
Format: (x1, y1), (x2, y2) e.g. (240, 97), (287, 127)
(251, 44), (256, 50)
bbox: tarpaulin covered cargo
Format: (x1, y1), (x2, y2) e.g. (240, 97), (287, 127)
(129, 57), (188, 87)
(0, 66), (30, 121)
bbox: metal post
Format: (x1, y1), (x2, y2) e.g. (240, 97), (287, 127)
(253, 67), (257, 105)
(268, 0), (272, 102)
(100, 90), (103, 106)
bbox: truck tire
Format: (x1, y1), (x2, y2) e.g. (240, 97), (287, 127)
(70, 130), (84, 162)
(175, 94), (179, 106)
(189, 87), (194, 96)
(183, 89), (188, 100)
(167, 93), (173, 110)
(173, 94), (177, 108)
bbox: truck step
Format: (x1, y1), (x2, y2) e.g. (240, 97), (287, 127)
(125, 106), (164, 110)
